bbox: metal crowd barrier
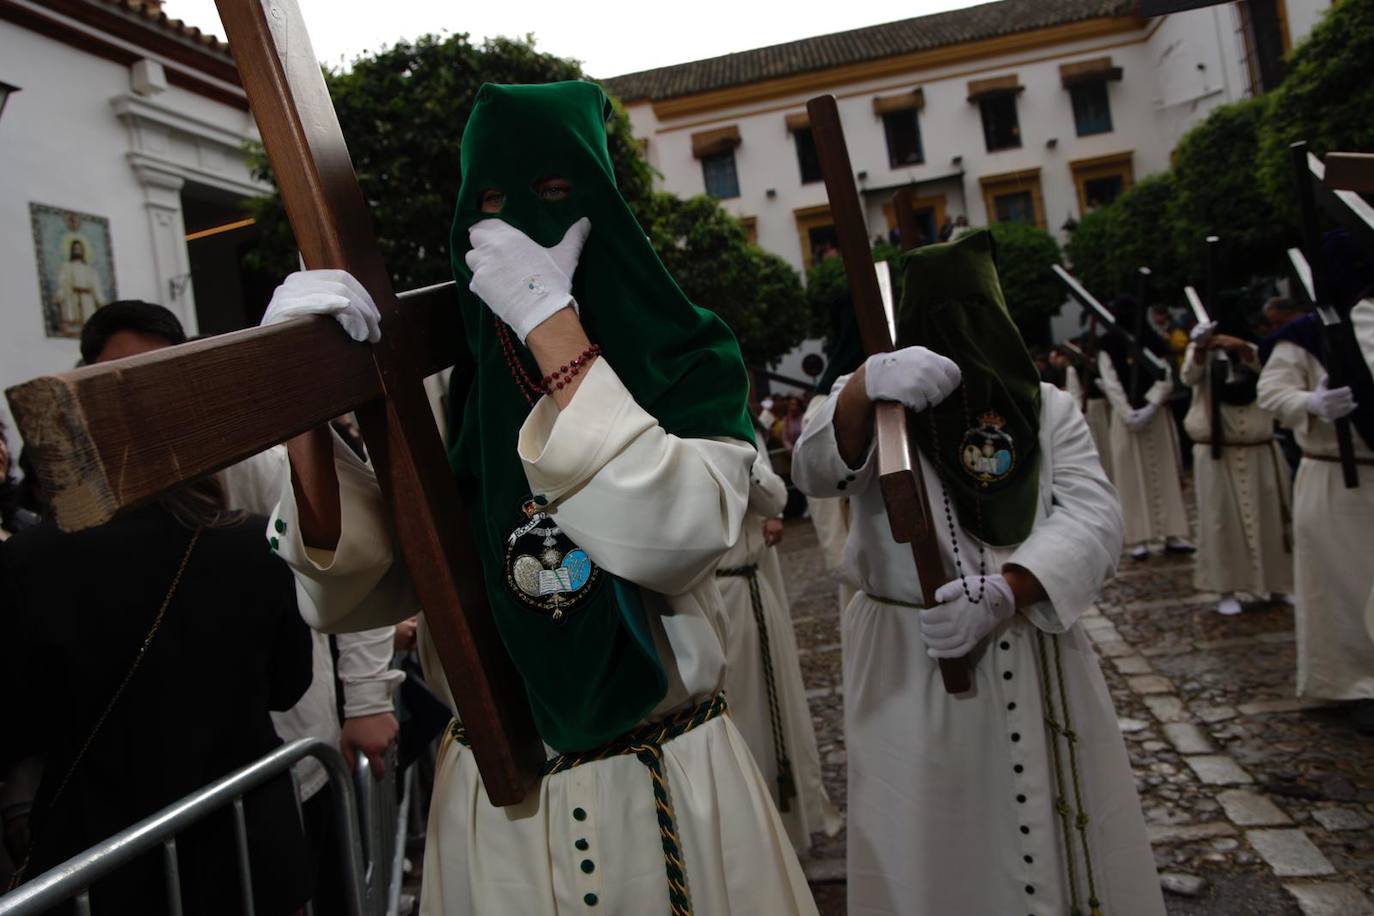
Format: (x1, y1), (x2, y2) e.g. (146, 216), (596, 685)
(0, 738), (366, 916)
(352, 747), (413, 916)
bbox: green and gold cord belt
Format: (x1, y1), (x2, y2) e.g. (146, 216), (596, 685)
(450, 693), (727, 916)
(716, 563), (796, 812)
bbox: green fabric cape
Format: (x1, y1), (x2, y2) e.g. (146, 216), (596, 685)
(446, 81), (756, 752)
(896, 229), (1042, 547)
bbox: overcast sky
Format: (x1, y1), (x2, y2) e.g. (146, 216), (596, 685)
(166, 0), (983, 78)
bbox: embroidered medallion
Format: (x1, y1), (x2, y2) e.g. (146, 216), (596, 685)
(959, 409), (1016, 487)
(504, 500), (600, 621)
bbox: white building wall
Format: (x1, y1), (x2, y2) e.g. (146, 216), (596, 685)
(0, 19), (263, 458)
(628, 21), (1186, 278)
(625, 0), (1339, 362)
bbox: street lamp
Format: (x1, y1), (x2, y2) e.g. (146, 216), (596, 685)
(0, 82), (20, 124)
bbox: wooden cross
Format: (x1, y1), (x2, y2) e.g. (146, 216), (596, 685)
(4, 0), (544, 806)
(805, 95), (971, 695)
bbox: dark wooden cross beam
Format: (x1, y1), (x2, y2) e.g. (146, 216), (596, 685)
(1290, 141), (1361, 489)
(4, 0), (545, 806)
(806, 95), (970, 695)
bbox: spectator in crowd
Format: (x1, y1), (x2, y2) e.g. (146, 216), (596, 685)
(1258, 295), (1307, 340)
(779, 396), (806, 451)
(1, 428), (313, 916)
(82, 300), (406, 913)
(0, 420), (38, 539)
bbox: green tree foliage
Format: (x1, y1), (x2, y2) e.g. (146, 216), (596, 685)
(245, 33), (805, 363)
(640, 193), (808, 365)
(978, 222), (1063, 346)
(1169, 97), (1289, 287)
(803, 241), (905, 341)
(1063, 203), (1120, 300)
(1257, 0), (1374, 222)
(1064, 174), (1181, 303)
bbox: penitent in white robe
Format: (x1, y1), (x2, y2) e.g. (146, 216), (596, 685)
(1098, 353), (1190, 547)
(1356, 301), (1374, 645)
(1258, 339), (1374, 702)
(793, 379), (1164, 916)
(718, 432), (842, 854)
(1065, 364), (1114, 483)
(1180, 343), (1293, 596)
(266, 360), (817, 915)
(802, 393), (858, 615)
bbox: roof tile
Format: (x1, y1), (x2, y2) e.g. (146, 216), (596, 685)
(600, 0), (1135, 102)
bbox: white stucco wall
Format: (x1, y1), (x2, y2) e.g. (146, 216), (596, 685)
(0, 19), (263, 458)
(626, 19), (1186, 278)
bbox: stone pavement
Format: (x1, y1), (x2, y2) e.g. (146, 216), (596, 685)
(776, 518), (1374, 916)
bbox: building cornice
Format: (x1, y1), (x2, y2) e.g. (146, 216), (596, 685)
(648, 15), (1147, 122)
(0, 0), (248, 110)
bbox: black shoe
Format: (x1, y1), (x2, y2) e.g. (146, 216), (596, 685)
(1352, 700), (1374, 736)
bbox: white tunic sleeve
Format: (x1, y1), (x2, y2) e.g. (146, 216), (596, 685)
(1003, 386), (1123, 634)
(1097, 352), (1133, 416)
(1354, 300), (1374, 377)
(1257, 340), (1317, 435)
(335, 627), (404, 719)
(518, 358), (753, 597)
(1065, 365), (1084, 405)
(791, 375), (878, 499)
(268, 431), (419, 634)
(747, 432), (789, 519)
(1179, 343), (1205, 387)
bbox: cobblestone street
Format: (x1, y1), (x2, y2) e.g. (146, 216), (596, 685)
(777, 516), (1374, 915)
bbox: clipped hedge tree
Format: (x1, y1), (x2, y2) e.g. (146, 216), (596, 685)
(1170, 97), (1290, 288)
(640, 192), (808, 366)
(979, 222), (1063, 347)
(1258, 0), (1374, 223)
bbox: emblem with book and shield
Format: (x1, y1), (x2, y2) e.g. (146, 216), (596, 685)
(960, 410), (1016, 486)
(504, 501), (600, 621)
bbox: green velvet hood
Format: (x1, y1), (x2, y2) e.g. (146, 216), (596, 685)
(446, 81), (755, 752)
(896, 229), (1042, 547)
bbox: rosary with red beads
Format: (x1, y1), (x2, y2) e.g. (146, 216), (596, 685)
(493, 316), (601, 406)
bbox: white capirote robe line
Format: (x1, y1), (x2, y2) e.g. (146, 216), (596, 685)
(1098, 352), (1190, 546)
(802, 393), (859, 614)
(1179, 344), (1293, 597)
(266, 359), (817, 916)
(1357, 301), (1374, 644)
(718, 432), (842, 854)
(1065, 364), (1114, 483)
(793, 379), (1164, 916)
(1258, 336), (1374, 702)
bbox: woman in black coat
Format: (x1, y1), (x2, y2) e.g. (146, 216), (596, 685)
(1, 478), (314, 915)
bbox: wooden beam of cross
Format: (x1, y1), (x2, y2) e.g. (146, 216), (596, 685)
(4, 0), (545, 806)
(806, 95), (971, 695)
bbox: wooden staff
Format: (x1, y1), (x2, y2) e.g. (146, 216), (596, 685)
(1290, 142), (1359, 488)
(807, 95), (970, 695)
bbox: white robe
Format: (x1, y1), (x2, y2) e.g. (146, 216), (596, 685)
(1179, 344), (1293, 596)
(1258, 339), (1374, 702)
(719, 433), (842, 853)
(802, 393), (858, 614)
(266, 360), (817, 915)
(793, 379), (1164, 916)
(1065, 364), (1114, 483)
(1357, 301), (1374, 644)
(1098, 352), (1190, 546)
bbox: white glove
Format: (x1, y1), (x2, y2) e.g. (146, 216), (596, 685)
(864, 346), (961, 412)
(1125, 403), (1158, 433)
(262, 269), (381, 344)
(465, 217), (590, 344)
(1306, 376), (1358, 421)
(1190, 320), (1217, 344)
(919, 575), (1017, 658)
